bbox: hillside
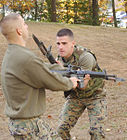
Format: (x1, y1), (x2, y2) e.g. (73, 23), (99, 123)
(0, 22), (127, 140)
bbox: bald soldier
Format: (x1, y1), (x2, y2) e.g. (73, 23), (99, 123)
(0, 13), (90, 140)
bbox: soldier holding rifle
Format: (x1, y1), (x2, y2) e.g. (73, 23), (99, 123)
(56, 28), (107, 140)
(32, 28), (125, 140)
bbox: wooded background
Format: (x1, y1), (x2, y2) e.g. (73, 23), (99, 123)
(0, 0), (127, 27)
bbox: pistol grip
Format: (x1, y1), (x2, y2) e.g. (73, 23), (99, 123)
(78, 78), (84, 88)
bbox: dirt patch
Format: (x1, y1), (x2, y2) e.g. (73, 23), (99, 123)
(0, 22), (127, 140)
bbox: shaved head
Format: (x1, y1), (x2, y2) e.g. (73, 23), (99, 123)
(0, 13), (28, 45)
(0, 13), (21, 37)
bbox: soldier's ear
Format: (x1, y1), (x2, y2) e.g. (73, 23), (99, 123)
(16, 28), (22, 36)
(72, 40), (75, 47)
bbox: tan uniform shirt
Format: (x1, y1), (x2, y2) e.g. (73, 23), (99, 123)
(1, 44), (73, 119)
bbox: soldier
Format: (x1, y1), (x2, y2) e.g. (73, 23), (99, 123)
(0, 13), (85, 140)
(56, 28), (107, 140)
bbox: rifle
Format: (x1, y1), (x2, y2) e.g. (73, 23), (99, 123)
(51, 65), (125, 89)
(32, 34), (57, 64)
(32, 34), (125, 89)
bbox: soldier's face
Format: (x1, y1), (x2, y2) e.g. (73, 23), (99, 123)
(56, 36), (75, 58)
(19, 16), (29, 40)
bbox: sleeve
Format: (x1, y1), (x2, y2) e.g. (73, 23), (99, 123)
(78, 51), (103, 93)
(78, 52), (96, 70)
(23, 56), (73, 91)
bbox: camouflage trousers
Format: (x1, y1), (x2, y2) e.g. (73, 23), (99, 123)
(57, 96), (107, 140)
(8, 116), (62, 140)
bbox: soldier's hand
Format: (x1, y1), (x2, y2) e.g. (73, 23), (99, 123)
(55, 59), (64, 68)
(69, 77), (79, 89)
(79, 74), (90, 90)
(84, 74), (90, 87)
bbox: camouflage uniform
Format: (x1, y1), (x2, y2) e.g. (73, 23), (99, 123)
(57, 46), (107, 140)
(9, 117), (62, 140)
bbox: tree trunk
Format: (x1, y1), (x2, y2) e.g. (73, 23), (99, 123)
(92, 0), (99, 26)
(125, 1), (127, 14)
(66, 2), (69, 23)
(51, 0), (56, 22)
(2, 5), (5, 17)
(74, 1), (78, 24)
(88, 0), (92, 25)
(88, 0), (92, 10)
(35, 0), (38, 21)
(112, 0), (117, 27)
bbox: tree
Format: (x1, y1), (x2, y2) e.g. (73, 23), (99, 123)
(56, 0), (92, 24)
(0, 0), (10, 17)
(92, 0), (100, 25)
(73, 0), (78, 24)
(125, 0), (127, 14)
(51, 0), (56, 22)
(112, 0), (117, 27)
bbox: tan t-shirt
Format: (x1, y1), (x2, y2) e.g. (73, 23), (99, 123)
(57, 45), (105, 98)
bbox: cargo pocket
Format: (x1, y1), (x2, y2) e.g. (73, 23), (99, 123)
(8, 119), (37, 137)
